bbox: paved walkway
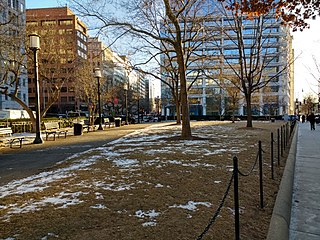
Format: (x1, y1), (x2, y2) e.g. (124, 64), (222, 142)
(289, 122), (320, 239)
(0, 123), (155, 186)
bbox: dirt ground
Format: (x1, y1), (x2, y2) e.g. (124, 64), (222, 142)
(0, 121), (294, 240)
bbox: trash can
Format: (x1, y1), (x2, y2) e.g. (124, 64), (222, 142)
(114, 117), (121, 127)
(74, 123), (83, 135)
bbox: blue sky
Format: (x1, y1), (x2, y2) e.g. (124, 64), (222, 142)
(26, 0), (66, 9)
(25, 0), (320, 99)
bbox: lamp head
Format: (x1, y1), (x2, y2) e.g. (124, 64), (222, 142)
(29, 34), (40, 50)
(94, 68), (102, 78)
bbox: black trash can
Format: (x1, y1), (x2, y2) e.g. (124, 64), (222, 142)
(74, 123), (83, 135)
(114, 118), (121, 127)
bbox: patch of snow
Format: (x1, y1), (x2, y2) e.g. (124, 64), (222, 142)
(135, 209), (160, 218)
(142, 221), (157, 227)
(90, 204), (107, 209)
(170, 201), (212, 211)
(41, 232), (59, 240)
(135, 209), (160, 227)
(112, 159), (139, 168)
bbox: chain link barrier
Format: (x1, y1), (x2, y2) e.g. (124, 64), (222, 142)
(196, 172), (235, 240)
(196, 123), (293, 239)
(237, 151), (259, 177)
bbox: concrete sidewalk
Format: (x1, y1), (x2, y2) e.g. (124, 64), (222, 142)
(289, 122), (320, 239)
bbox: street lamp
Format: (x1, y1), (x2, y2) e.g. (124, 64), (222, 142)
(29, 34), (43, 144)
(124, 83), (128, 125)
(94, 68), (103, 130)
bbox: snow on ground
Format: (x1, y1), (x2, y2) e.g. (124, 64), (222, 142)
(0, 122), (245, 225)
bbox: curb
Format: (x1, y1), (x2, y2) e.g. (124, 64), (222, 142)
(266, 123), (299, 240)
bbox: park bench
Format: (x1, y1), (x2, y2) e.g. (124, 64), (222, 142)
(44, 122), (68, 141)
(0, 127), (25, 148)
(104, 118), (115, 128)
(82, 120), (97, 133)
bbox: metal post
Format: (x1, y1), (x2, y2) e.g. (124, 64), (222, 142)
(94, 68), (103, 130)
(30, 34), (43, 144)
(280, 126), (283, 157)
(97, 76), (103, 130)
(271, 132), (274, 179)
(283, 125), (286, 151)
(259, 141), (264, 208)
(277, 128), (280, 165)
(233, 156), (240, 240)
(125, 89), (128, 124)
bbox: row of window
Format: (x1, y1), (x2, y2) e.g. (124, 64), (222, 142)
(27, 19), (74, 27)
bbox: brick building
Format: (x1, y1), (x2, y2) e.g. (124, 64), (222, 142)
(26, 7), (88, 114)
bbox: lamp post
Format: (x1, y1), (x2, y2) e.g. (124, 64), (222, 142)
(29, 34), (43, 144)
(94, 68), (103, 130)
(124, 83), (129, 125)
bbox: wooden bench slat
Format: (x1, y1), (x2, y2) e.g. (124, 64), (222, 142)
(0, 127), (25, 148)
(44, 122), (68, 141)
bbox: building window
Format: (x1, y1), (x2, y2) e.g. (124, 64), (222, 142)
(27, 21), (38, 27)
(42, 20), (56, 26)
(61, 96), (68, 102)
(59, 20), (73, 25)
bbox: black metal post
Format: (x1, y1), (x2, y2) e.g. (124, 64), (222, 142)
(277, 128), (280, 165)
(125, 88), (128, 125)
(280, 126), (283, 157)
(97, 76), (103, 130)
(32, 46), (43, 144)
(271, 132), (274, 179)
(284, 125), (286, 151)
(233, 156), (240, 240)
(259, 141), (264, 208)
(137, 95), (140, 123)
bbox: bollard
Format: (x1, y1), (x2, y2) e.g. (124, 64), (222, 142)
(233, 156), (240, 240)
(277, 128), (280, 165)
(259, 141), (264, 209)
(271, 132), (274, 180)
(283, 125), (286, 151)
(280, 126), (283, 157)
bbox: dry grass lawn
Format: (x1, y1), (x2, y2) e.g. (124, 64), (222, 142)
(0, 121), (293, 240)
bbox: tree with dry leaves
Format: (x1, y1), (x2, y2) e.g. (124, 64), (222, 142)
(218, 0), (320, 31)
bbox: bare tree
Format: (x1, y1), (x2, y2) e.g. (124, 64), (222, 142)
(69, 0), (217, 139)
(301, 94), (317, 115)
(204, 1), (294, 127)
(0, 6), (31, 121)
(74, 59), (98, 125)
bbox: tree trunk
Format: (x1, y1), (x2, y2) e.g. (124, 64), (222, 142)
(176, 46), (192, 139)
(246, 94), (253, 127)
(175, 99), (181, 124)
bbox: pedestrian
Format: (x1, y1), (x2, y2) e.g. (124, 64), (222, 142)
(309, 112), (316, 130)
(302, 115), (305, 123)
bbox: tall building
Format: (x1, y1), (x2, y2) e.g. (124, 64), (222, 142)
(88, 37), (148, 116)
(26, 7), (88, 114)
(0, 0), (28, 110)
(161, 5), (294, 118)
